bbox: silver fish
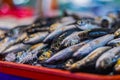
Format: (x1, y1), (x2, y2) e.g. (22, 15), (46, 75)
(73, 34), (115, 59)
(107, 38), (120, 46)
(43, 25), (79, 43)
(45, 40), (90, 64)
(5, 52), (16, 62)
(69, 46), (111, 70)
(76, 19), (100, 30)
(61, 31), (88, 47)
(96, 47), (120, 70)
(2, 43), (31, 54)
(49, 19), (76, 32)
(23, 32), (48, 44)
(76, 24), (100, 30)
(17, 43), (48, 63)
(0, 32), (27, 53)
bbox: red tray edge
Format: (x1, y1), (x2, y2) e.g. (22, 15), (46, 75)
(0, 61), (120, 80)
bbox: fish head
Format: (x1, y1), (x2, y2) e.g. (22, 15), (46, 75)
(97, 58), (112, 69)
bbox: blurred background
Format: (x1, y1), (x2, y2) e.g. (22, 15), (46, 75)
(0, 0), (120, 26)
(1, 0), (120, 17)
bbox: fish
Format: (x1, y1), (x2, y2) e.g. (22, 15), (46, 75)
(49, 18), (76, 32)
(114, 58), (120, 73)
(23, 32), (48, 44)
(96, 47), (120, 70)
(45, 40), (90, 64)
(4, 53), (16, 62)
(0, 32), (27, 53)
(43, 25), (79, 43)
(61, 31), (88, 47)
(42, 64), (64, 69)
(107, 38), (120, 47)
(61, 28), (110, 47)
(17, 43), (48, 63)
(76, 24), (100, 30)
(87, 28), (111, 38)
(72, 34), (115, 60)
(69, 46), (111, 71)
(76, 19), (100, 30)
(51, 31), (76, 51)
(2, 43), (31, 54)
(27, 26), (49, 34)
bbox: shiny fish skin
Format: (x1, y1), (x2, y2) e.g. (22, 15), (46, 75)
(76, 23), (100, 30)
(87, 28), (111, 38)
(23, 32), (48, 44)
(17, 43), (48, 63)
(69, 46), (111, 70)
(61, 31), (88, 47)
(2, 43), (31, 54)
(107, 38), (120, 47)
(43, 25), (79, 43)
(45, 40), (90, 64)
(73, 34), (115, 60)
(5, 53), (16, 62)
(96, 47), (120, 70)
(49, 19), (76, 32)
(0, 32), (27, 53)
(61, 28), (110, 47)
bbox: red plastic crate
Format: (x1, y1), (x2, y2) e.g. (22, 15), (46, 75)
(0, 61), (120, 80)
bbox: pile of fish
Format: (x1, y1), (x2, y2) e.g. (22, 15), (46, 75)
(1, 12), (120, 75)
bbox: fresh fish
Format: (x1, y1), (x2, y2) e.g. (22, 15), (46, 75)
(0, 32), (27, 53)
(114, 58), (120, 73)
(107, 38), (120, 47)
(4, 53), (16, 62)
(61, 31), (88, 47)
(43, 25), (79, 43)
(27, 26), (49, 34)
(17, 43), (48, 63)
(96, 47), (120, 70)
(69, 46), (111, 71)
(76, 24), (100, 30)
(87, 28), (111, 38)
(2, 43), (31, 54)
(23, 32), (48, 44)
(61, 28), (110, 47)
(76, 19), (100, 30)
(45, 40), (90, 64)
(42, 64), (64, 69)
(51, 31), (76, 51)
(49, 19), (75, 32)
(73, 34), (115, 60)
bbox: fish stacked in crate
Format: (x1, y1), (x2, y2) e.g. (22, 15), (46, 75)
(1, 12), (120, 75)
